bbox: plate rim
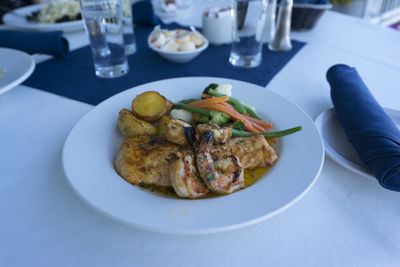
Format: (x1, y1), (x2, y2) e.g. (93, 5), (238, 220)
(315, 107), (400, 181)
(3, 3), (84, 32)
(62, 76), (325, 234)
(0, 48), (35, 95)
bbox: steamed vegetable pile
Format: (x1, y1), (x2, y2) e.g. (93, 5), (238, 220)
(117, 83), (301, 139)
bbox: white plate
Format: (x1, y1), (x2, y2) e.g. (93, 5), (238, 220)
(62, 77), (324, 234)
(315, 107), (400, 180)
(3, 4), (84, 33)
(0, 48), (35, 95)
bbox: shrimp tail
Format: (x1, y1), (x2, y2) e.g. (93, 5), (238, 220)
(199, 130), (214, 154)
(183, 126), (200, 149)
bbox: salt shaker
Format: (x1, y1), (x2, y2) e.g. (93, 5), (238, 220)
(268, 0), (293, 51)
(262, 0), (277, 44)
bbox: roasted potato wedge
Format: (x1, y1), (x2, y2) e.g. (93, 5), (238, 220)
(132, 91), (172, 122)
(157, 115), (171, 136)
(118, 109), (157, 138)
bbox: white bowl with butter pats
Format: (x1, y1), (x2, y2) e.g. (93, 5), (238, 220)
(147, 30), (209, 63)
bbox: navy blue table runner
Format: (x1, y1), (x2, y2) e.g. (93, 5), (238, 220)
(23, 25), (305, 105)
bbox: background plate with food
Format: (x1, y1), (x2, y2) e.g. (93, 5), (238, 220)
(62, 77), (324, 234)
(3, 3), (84, 32)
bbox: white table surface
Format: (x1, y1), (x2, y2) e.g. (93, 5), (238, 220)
(1, 3), (400, 266)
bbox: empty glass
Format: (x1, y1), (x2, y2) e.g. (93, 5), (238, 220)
(229, 0), (269, 68)
(122, 0), (137, 55)
(80, 0), (129, 78)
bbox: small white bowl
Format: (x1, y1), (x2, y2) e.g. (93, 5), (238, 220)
(148, 33), (209, 63)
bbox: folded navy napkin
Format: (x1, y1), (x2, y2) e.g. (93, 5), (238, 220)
(132, 0), (161, 26)
(0, 30), (69, 59)
(327, 64), (400, 191)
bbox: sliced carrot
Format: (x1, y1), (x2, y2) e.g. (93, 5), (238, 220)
(250, 122), (267, 132)
(188, 100), (270, 133)
(187, 95), (229, 107)
(189, 101), (259, 132)
(201, 94), (212, 99)
(242, 114), (272, 130)
(216, 102), (270, 132)
(213, 103), (259, 132)
(199, 95), (271, 131)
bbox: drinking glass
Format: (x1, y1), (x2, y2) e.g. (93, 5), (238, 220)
(80, 0), (129, 78)
(122, 0), (137, 55)
(229, 0), (269, 68)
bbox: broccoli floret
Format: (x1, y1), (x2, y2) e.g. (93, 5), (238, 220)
(210, 111), (230, 125)
(232, 120), (245, 131)
(202, 83), (219, 94)
(195, 115), (211, 125)
(195, 111), (230, 126)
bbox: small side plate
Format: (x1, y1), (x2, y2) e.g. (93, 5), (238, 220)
(0, 48), (35, 95)
(315, 107), (400, 180)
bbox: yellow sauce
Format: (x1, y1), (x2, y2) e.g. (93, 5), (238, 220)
(244, 166), (270, 187)
(138, 166), (270, 199)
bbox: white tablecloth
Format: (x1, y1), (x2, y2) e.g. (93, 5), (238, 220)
(1, 4), (400, 266)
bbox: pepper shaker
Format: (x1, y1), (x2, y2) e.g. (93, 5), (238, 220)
(268, 0), (293, 51)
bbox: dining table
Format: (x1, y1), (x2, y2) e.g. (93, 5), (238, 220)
(1, 1), (400, 266)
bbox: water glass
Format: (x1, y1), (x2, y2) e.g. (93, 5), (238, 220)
(122, 0), (137, 55)
(229, 0), (269, 68)
(80, 0), (129, 78)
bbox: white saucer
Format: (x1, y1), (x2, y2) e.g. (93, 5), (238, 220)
(315, 107), (400, 180)
(0, 48), (35, 95)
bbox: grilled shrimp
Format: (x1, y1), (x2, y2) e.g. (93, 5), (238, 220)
(169, 150), (209, 198)
(187, 129), (244, 194)
(166, 119), (192, 146)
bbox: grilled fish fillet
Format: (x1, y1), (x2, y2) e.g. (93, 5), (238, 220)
(212, 135), (278, 169)
(114, 136), (180, 186)
(114, 135), (278, 186)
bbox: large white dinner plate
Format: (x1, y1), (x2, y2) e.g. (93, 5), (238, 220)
(3, 4), (84, 32)
(315, 107), (400, 180)
(0, 48), (35, 95)
(62, 77), (324, 234)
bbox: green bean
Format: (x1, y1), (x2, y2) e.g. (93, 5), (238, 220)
(173, 103), (211, 116)
(241, 103), (263, 120)
(207, 89), (247, 114)
(231, 126), (302, 138)
(178, 98), (199, 104)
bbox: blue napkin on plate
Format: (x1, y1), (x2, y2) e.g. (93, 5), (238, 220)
(327, 64), (400, 191)
(132, 0), (161, 26)
(0, 30), (69, 59)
